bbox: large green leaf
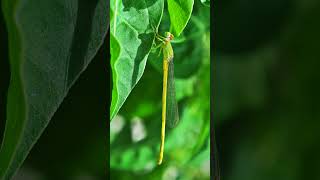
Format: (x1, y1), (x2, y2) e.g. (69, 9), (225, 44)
(110, 0), (164, 120)
(0, 0), (108, 179)
(168, 0), (194, 37)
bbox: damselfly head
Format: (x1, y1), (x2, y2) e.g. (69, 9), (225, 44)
(165, 32), (174, 41)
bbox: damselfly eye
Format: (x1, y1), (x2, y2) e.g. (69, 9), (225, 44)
(165, 32), (174, 40)
(169, 34), (174, 40)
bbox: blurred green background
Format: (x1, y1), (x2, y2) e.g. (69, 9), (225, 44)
(110, 1), (210, 180)
(214, 0), (320, 179)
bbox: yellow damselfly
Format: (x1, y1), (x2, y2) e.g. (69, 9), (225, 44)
(153, 31), (179, 165)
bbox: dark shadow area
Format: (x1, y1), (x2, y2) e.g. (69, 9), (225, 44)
(0, 3), (10, 145)
(215, 0), (293, 54)
(130, 32), (154, 87)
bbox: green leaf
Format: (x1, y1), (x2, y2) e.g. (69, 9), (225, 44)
(167, 0), (194, 37)
(0, 0), (108, 179)
(110, 0), (164, 120)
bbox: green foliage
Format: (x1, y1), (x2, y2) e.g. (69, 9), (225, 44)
(110, 0), (210, 179)
(167, 0), (194, 37)
(110, 0), (164, 120)
(0, 0), (108, 179)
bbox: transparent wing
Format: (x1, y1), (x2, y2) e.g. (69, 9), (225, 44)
(166, 58), (179, 128)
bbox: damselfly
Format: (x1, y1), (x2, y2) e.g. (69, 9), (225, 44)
(153, 31), (179, 165)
